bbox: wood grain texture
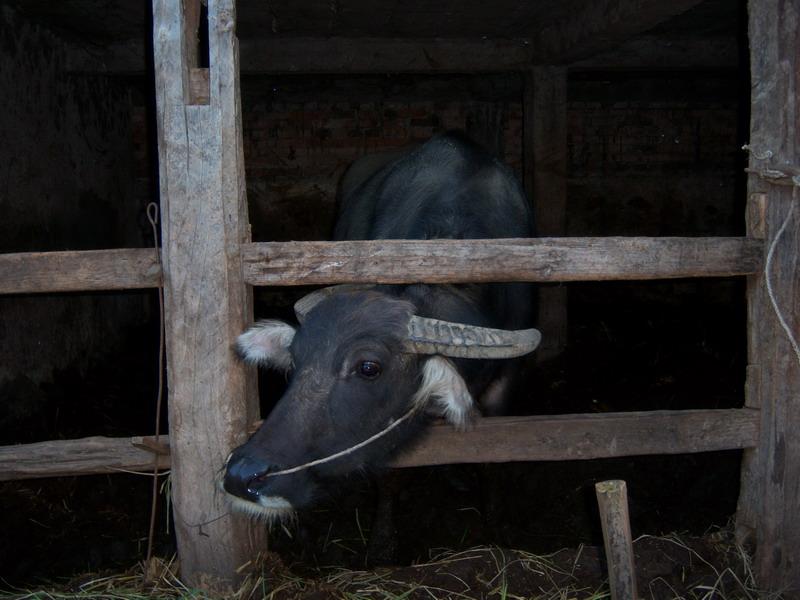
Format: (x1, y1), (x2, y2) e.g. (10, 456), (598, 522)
(390, 409), (760, 467)
(735, 0), (800, 592)
(242, 237), (763, 286)
(0, 235), (762, 297)
(595, 480), (638, 600)
(0, 409), (757, 481)
(153, 0), (263, 586)
(188, 68), (210, 105)
(0, 436), (168, 481)
(0, 248), (161, 294)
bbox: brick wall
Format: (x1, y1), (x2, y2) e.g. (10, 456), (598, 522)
(240, 75), (524, 241)
(567, 72), (743, 237)
(232, 72), (741, 243)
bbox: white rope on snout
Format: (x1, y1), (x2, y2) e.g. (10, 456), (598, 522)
(262, 404), (420, 478)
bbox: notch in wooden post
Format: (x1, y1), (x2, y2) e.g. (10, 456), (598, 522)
(184, 0), (210, 105)
(747, 192), (767, 239)
(595, 480), (639, 600)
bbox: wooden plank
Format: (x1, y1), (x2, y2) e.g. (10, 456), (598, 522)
(532, 0), (706, 64)
(152, 0), (263, 586)
(525, 67), (568, 361)
(189, 68), (210, 105)
(0, 248), (161, 295)
(0, 409), (758, 481)
(735, 0), (800, 592)
(571, 35), (738, 71)
(392, 409), (760, 467)
(595, 480), (639, 600)
(68, 21), (736, 76)
(239, 37), (535, 73)
(67, 37), (536, 75)
(0, 436), (168, 481)
(0, 236), (763, 296)
(242, 237), (763, 286)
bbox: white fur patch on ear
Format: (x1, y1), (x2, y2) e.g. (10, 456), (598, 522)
(235, 320), (296, 372)
(413, 356), (476, 429)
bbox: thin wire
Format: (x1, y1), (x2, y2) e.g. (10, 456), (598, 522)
(145, 202), (166, 565)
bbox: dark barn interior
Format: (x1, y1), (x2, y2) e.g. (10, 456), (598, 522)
(0, 0), (769, 594)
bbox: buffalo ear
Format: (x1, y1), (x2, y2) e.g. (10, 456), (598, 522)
(235, 320), (296, 372)
(413, 356), (477, 429)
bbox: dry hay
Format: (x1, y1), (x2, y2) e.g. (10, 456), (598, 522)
(0, 530), (782, 600)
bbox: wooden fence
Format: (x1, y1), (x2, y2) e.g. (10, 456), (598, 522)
(0, 0), (797, 594)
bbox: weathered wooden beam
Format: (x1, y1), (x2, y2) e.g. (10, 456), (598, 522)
(67, 18), (732, 76)
(242, 237), (763, 286)
(0, 248), (161, 295)
(0, 236), (762, 296)
(735, 0), (800, 592)
(66, 37), (536, 74)
(0, 436), (169, 481)
(595, 480), (639, 600)
(240, 37), (536, 74)
(152, 0), (263, 586)
(0, 408), (759, 481)
(571, 35), (739, 71)
(392, 408), (760, 467)
(533, 0), (707, 64)
(525, 67), (568, 361)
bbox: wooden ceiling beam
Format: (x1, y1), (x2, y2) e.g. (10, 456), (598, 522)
(66, 37), (537, 74)
(531, 0), (708, 64)
(571, 35), (738, 71)
(67, 0), (724, 76)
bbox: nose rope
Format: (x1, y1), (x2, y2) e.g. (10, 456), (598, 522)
(263, 404), (419, 478)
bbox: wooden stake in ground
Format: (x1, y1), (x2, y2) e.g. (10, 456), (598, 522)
(595, 480), (638, 600)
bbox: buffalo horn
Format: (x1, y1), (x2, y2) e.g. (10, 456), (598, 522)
(294, 286), (541, 359)
(406, 316), (541, 359)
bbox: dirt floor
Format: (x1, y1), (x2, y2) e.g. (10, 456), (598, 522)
(255, 534), (758, 600)
(2, 532), (764, 599)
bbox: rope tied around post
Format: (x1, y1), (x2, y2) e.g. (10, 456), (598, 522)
(743, 145), (800, 369)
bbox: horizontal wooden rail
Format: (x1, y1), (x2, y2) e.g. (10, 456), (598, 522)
(0, 409), (758, 481)
(0, 436), (169, 481)
(242, 237), (763, 286)
(393, 408), (760, 467)
(0, 237), (763, 296)
(0, 248), (161, 295)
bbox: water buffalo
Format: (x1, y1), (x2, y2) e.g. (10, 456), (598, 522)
(223, 132), (540, 521)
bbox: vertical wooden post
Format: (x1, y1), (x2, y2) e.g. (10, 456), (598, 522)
(152, 0), (264, 586)
(736, 0), (800, 593)
(524, 67), (568, 361)
(595, 480), (638, 600)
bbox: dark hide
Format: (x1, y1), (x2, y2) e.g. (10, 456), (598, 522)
(224, 132), (534, 518)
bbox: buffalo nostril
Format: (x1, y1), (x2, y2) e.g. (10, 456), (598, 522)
(246, 469), (276, 494)
(223, 453), (282, 501)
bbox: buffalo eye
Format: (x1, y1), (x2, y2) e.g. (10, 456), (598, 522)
(357, 360), (382, 379)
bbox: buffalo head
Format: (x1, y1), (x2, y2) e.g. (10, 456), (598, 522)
(222, 287), (540, 521)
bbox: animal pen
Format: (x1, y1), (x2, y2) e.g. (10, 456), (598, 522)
(0, 0), (798, 594)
